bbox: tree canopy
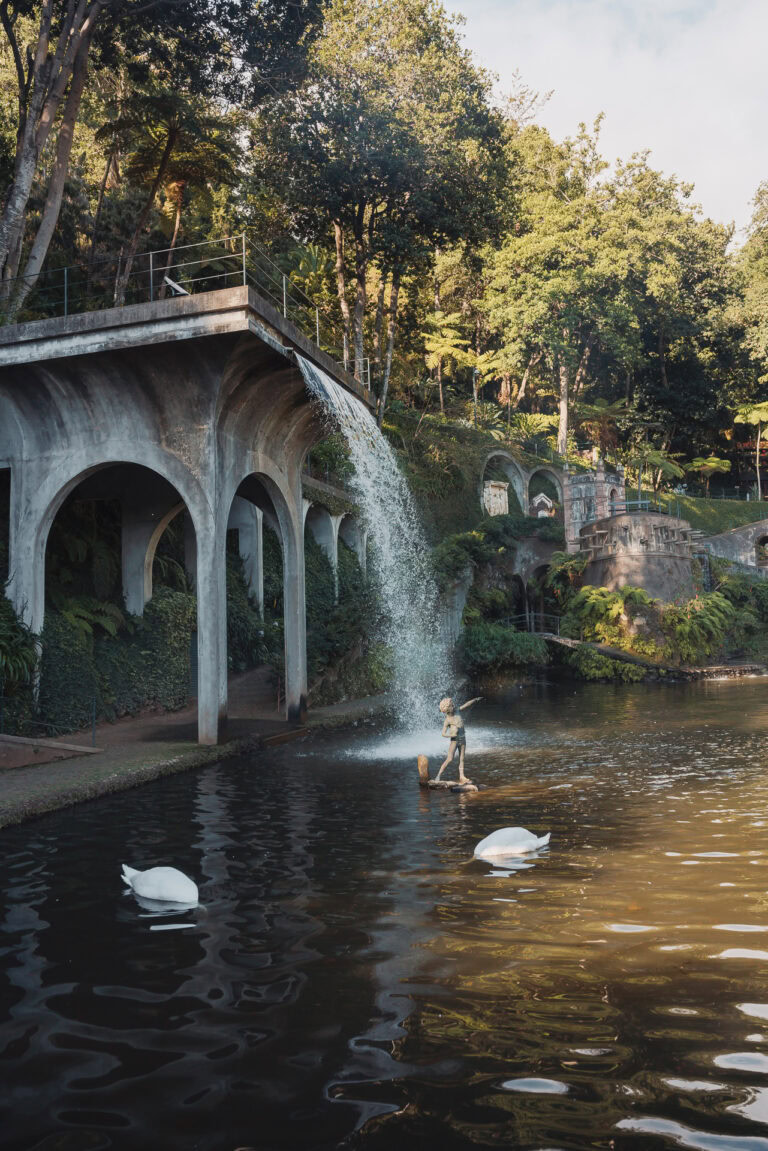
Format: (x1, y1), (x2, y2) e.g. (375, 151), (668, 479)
(0, 0), (766, 493)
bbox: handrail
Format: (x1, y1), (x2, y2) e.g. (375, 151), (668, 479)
(0, 231), (369, 385)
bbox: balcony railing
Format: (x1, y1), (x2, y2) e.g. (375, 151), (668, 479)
(0, 232), (371, 386)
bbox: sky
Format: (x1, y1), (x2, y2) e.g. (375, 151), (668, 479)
(452, 0), (768, 236)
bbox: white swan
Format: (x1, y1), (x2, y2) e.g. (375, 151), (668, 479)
(121, 864), (198, 905)
(474, 827), (551, 859)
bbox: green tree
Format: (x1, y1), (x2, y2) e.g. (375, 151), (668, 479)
(734, 401), (768, 501)
(423, 310), (472, 414)
(686, 455), (731, 496)
(255, 0), (506, 397)
(0, 0), (319, 317)
(485, 120), (637, 454)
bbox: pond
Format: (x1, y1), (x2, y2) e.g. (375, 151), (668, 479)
(3, 679), (768, 1150)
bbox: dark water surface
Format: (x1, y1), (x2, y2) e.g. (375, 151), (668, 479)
(3, 680), (768, 1150)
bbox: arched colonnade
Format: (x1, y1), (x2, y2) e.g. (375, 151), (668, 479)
(479, 451), (565, 516)
(0, 299), (373, 746)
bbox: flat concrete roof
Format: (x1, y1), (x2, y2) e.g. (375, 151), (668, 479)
(0, 284), (372, 408)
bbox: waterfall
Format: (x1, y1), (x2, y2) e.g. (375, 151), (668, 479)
(298, 356), (454, 728)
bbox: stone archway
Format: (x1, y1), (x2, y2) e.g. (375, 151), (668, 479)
(479, 451), (526, 514)
(527, 467), (564, 512)
(225, 470), (307, 722)
(757, 535), (768, 569)
(35, 461), (211, 738)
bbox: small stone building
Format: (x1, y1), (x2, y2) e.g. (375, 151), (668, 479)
(564, 456), (626, 552)
(530, 492), (555, 518)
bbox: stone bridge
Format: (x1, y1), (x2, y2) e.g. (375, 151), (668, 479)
(0, 285), (372, 743)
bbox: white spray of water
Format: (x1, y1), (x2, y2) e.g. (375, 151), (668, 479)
(298, 356), (454, 728)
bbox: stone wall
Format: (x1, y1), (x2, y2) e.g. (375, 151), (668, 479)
(703, 517), (768, 571)
(580, 512), (694, 602)
(564, 459), (625, 552)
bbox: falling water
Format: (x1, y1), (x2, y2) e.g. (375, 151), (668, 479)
(298, 356), (454, 728)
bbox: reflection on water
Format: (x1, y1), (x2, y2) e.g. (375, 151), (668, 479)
(3, 680), (768, 1149)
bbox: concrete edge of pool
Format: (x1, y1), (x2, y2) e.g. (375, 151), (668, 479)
(0, 693), (394, 830)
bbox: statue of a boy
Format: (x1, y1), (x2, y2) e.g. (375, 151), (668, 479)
(435, 696), (481, 784)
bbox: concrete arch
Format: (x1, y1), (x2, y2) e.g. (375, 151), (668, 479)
(479, 451), (526, 513)
(527, 467), (564, 509)
(5, 454), (226, 745)
(305, 503), (338, 565)
(225, 469), (307, 722)
(7, 448), (209, 635)
(124, 500), (185, 617)
(757, 535), (768, 569)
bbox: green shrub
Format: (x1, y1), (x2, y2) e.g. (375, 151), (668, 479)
(562, 645), (646, 683)
(459, 621), (549, 675)
(226, 550), (269, 673)
(660, 591), (735, 665)
(433, 513), (564, 589)
(37, 587), (197, 733)
(0, 589), (37, 691)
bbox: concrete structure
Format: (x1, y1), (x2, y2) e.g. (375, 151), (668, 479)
(579, 512), (695, 601)
(531, 492), (554, 518)
(483, 479), (509, 517)
(479, 450), (565, 519)
(563, 457), (625, 552)
(0, 285), (372, 744)
(701, 517), (768, 576)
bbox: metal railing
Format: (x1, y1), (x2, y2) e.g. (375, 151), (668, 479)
(0, 232), (370, 386)
(610, 498), (674, 517)
(503, 612), (561, 635)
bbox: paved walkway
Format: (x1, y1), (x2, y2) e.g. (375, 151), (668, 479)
(0, 668), (392, 830)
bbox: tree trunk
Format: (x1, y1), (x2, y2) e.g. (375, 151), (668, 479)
(352, 217), (366, 383)
(377, 268), (401, 427)
(573, 333), (596, 400)
(0, 0), (104, 287)
(513, 348), (541, 410)
(114, 126), (177, 306)
(333, 220), (351, 371)
(372, 274), (386, 392)
(658, 325), (669, 391)
(557, 357), (569, 456)
(7, 31), (93, 319)
(757, 422), (763, 503)
(158, 188), (184, 300)
(88, 145), (118, 278)
(434, 270), (444, 413)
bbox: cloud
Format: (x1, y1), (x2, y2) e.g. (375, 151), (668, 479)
(452, 0), (768, 234)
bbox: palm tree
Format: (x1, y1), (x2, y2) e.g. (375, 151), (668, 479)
(109, 90), (238, 305)
(686, 455), (731, 496)
(423, 310), (472, 414)
(574, 398), (626, 461)
(734, 401), (768, 502)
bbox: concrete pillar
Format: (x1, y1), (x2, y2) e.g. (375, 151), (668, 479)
(6, 497), (46, 638)
(282, 510), (307, 723)
(305, 503), (340, 601)
(196, 520), (228, 745)
(227, 495), (264, 615)
(121, 500), (183, 616)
